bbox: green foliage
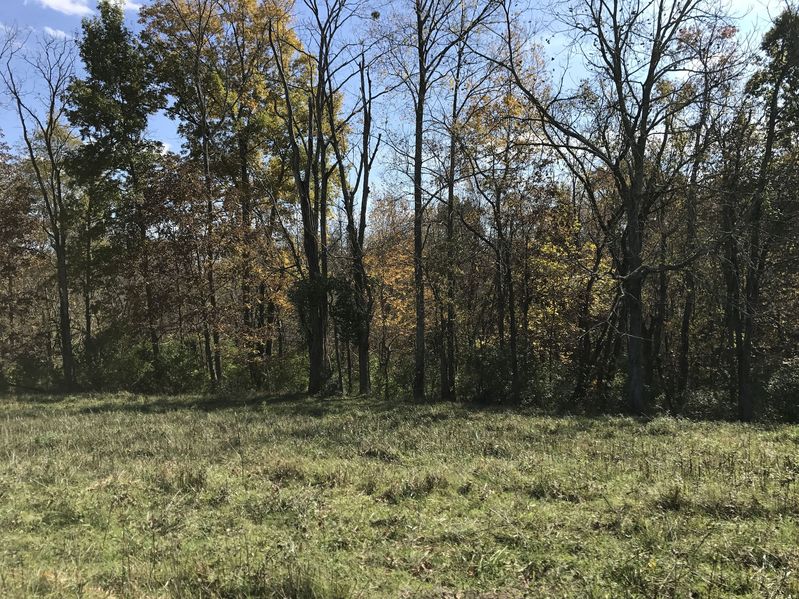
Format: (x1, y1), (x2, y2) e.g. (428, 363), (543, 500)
(80, 330), (206, 393)
(458, 345), (547, 405)
(289, 277), (331, 341)
(67, 0), (163, 178)
(766, 358), (799, 421)
(328, 277), (368, 345)
(459, 345), (513, 403)
(4, 350), (56, 390)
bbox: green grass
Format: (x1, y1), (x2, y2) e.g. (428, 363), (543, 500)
(1, 393), (798, 598)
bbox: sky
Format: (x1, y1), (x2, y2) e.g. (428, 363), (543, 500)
(0, 0), (787, 153)
(0, 0), (182, 153)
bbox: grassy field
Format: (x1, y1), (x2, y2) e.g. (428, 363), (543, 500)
(0, 393), (798, 598)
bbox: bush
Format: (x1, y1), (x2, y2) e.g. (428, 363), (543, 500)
(681, 388), (737, 420)
(459, 345), (512, 404)
(80, 327), (206, 393)
(766, 358), (799, 422)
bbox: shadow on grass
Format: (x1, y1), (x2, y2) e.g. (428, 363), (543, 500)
(1, 390), (436, 420)
(1, 389), (784, 430)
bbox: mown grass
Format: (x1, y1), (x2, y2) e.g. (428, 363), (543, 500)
(1, 392), (798, 598)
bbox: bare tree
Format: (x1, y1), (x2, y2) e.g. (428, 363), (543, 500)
(494, 0), (735, 412)
(385, 0), (498, 401)
(269, 0), (354, 393)
(1, 32), (77, 390)
(326, 51), (382, 395)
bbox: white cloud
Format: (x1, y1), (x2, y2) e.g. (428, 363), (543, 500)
(110, 0), (144, 12)
(36, 0), (92, 16)
(35, 0), (143, 16)
(43, 26), (69, 38)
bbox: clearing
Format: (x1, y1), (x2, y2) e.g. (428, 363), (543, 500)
(1, 393), (797, 597)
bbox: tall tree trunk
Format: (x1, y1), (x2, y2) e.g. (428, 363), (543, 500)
(443, 43), (462, 402)
(570, 245), (604, 405)
(357, 324), (370, 394)
(197, 75), (221, 386)
(645, 221), (668, 394)
(83, 205), (94, 382)
(302, 206), (327, 394)
(55, 242), (76, 390)
(301, 140), (328, 394)
(624, 132), (648, 414)
(134, 199), (161, 381)
(676, 93), (708, 405)
(738, 63), (785, 421)
(495, 251), (505, 348)
(347, 340), (353, 394)
(264, 293), (276, 358)
(720, 191), (742, 408)
(624, 200), (646, 415)
(413, 74), (427, 401)
(439, 308), (448, 400)
(208, 243), (222, 383)
(239, 133), (259, 386)
(502, 238), (519, 402)
(333, 319), (343, 392)
(195, 248), (216, 386)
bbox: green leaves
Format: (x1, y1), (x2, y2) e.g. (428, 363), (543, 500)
(67, 0), (162, 181)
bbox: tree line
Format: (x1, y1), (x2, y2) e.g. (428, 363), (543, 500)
(1, 0), (798, 421)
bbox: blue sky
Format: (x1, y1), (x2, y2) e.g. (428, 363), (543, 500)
(0, 1), (141, 42)
(0, 0), (785, 153)
(0, 0), (183, 152)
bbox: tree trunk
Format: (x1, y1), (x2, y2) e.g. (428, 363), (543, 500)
(333, 319), (343, 392)
(676, 94), (707, 405)
(208, 262), (222, 383)
(624, 195), (646, 417)
(645, 223), (668, 394)
(239, 133), (259, 386)
(495, 252), (505, 348)
(413, 79), (427, 401)
(570, 245), (603, 405)
(503, 241), (520, 402)
(55, 242), (76, 390)
(264, 294), (276, 357)
(443, 45), (462, 402)
(83, 209), (94, 382)
(739, 60), (785, 421)
(358, 326), (370, 395)
(307, 297), (327, 394)
(347, 340), (353, 393)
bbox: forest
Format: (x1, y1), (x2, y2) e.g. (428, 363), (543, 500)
(1, 1), (799, 595)
(1, 0), (799, 420)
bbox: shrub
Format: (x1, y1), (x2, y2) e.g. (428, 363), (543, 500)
(766, 358), (799, 422)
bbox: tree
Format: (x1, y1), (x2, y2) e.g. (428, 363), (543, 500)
(458, 67), (547, 402)
(385, 0), (497, 401)
(140, 0), (226, 385)
(496, 0), (735, 413)
(1, 33), (78, 390)
(212, 0), (285, 385)
(68, 0), (165, 379)
(268, 0), (338, 394)
(736, 8), (799, 420)
(327, 52), (381, 395)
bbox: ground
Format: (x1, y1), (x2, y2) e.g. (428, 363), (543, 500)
(0, 393), (797, 598)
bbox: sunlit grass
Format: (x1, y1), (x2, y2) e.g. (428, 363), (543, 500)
(1, 392), (797, 597)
